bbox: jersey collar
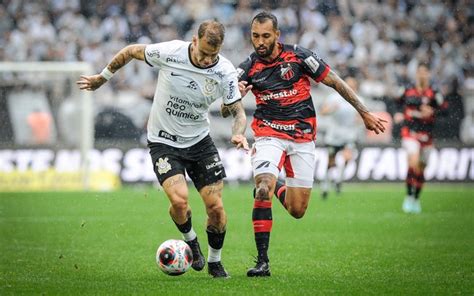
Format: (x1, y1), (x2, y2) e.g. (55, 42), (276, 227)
(188, 43), (220, 69)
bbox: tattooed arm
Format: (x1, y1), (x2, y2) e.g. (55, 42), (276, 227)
(223, 101), (249, 150)
(322, 70), (387, 134)
(76, 44), (146, 91)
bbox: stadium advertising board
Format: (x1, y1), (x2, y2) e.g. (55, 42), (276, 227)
(0, 146), (473, 191)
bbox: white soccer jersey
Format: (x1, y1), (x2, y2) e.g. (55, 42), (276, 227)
(322, 93), (361, 146)
(144, 40), (241, 148)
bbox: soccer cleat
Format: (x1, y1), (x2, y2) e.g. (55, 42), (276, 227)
(335, 182), (341, 195)
(186, 238), (205, 271)
(208, 261), (230, 278)
(247, 260), (271, 277)
(402, 195), (415, 213)
(412, 199), (422, 214)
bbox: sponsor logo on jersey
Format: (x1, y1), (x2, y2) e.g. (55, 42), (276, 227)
(146, 49), (160, 59)
(260, 89), (298, 101)
(280, 63), (294, 80)
(156, 157), (171, 175)
(158, 130), (177, 142)
(226, 80), (236, 100)
(203, 78), (218, 95)
(304, 56), (320, 73)
(207, 68), (224, 79)
(165, 96), (201, 120)
(187, 80), (198, 90)
(262, 119), (295, 131)
(166, 55), (187, 64)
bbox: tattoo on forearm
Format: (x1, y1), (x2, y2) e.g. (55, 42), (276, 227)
(228, 103), (247, 135)
(325, 71), (369, 114)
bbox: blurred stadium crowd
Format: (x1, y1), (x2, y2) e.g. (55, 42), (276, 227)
(0, 0), (473, 146)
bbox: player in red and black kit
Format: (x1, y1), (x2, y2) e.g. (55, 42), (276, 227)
(222, 12), (387, 277)
(394, 63), (446, 214)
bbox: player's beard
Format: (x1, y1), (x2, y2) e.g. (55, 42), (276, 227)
(254, 41), (276, 58)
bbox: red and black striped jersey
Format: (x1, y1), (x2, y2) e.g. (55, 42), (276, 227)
(237, 43), (330, 142)
(398, 84), (446, 142)
(398, 84), (446, 131)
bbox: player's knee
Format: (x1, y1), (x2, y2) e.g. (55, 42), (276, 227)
(255, 185), (270, 200)
(288, 207), (306, 219)
(169, 197), (188, 213)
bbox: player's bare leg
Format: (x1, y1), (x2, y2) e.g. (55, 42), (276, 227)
(200, 180), (229, 278)
(247, 173), (275, 277)
(162, 175), (205, 271)
(285, 187), (312, 219)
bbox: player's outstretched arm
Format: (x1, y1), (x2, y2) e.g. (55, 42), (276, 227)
(76, 44), (146, 91)
(322, 70), (387, 134)
(225, 101), (249, 150)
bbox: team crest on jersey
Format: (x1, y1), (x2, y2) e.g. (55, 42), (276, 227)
(156, 157), (171, 175)
(280, 63), (294, 80)
(204, 78), (218, 95)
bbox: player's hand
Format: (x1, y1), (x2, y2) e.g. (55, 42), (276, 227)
(393, 112), (404, 124)
(420, 105), (434, 119)
(361, 112), (387, 135)
(239, 81), (253, 97)
(231, 134), (249, 151)
(76, 74), (107, 91)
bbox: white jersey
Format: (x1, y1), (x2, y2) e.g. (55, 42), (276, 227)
(322, 93), (361, 146)
(144, 40), (241, 148)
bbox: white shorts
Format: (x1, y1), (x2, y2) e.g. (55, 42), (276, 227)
(401, 138), (433, 164)
(251, 137), (316, 188)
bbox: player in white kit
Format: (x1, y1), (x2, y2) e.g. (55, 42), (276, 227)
(319, 76), (363, 198)
(77, 20), (248, 278)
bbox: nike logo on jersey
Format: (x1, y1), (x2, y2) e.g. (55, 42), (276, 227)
(170, 72), (182, 76)
(214, 170), (222, 176)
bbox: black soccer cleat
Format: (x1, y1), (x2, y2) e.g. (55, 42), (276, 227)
(247, 260), (271, 277)
(186, 238), (205, 271)
(208, 261), (230, 278)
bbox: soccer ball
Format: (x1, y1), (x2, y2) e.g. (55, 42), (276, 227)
(156, 239), (193, 276)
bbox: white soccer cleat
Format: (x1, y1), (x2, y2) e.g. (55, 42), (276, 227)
(411, 199), (422, 214)
(402, 196), (415, 213)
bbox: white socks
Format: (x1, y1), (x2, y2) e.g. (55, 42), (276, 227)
(207, 246), (222, 263)
(182, 228), (197, 242)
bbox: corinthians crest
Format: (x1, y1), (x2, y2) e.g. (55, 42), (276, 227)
(203, 78), (218, 95)
(156, 157), (172, 175)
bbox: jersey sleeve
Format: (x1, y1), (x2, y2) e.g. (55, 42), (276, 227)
(222, 68), (241, 106)
(236, 57), (252, 82)
(295, 45), (330, 82)
(144, 41), (182, 69)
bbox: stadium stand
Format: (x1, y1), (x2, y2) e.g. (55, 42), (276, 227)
(0, 0), (472, 146)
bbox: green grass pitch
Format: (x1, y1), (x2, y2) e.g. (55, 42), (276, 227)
(1, 183), (473, 295)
